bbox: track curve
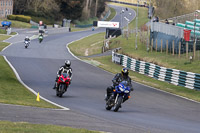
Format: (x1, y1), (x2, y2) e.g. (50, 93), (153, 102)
(0, 5), (200, 133)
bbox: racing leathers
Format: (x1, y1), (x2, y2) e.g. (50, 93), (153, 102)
(53, 65), (72, 89)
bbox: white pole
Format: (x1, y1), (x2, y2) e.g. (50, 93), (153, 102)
(135, 0), (139, 50)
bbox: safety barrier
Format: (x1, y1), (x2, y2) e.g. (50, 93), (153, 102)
(112, 51), (200, 90)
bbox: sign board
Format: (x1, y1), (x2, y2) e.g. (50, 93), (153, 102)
(98, 21), (119, 28)
(112, 52), (121, 64)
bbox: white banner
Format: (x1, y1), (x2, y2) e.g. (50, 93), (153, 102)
(97, 21), (119, 28)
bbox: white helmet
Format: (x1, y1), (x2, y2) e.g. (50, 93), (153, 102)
(65, 60), (71, 67)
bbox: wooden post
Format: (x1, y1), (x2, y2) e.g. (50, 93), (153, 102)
(172, 40), (175, 56)
(151, 38), (153, 52)
(147, 37), (149, 51)
(156, 39), (157, 52)
(166, 40), (168, 55)
(179, 41), (181, 58)
(186, 42), (188, 59)
(161, 39), (163, 53)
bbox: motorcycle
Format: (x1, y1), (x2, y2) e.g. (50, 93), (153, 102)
(56, 73), (71, 97)
(24, 40), (30, 48)
(105, 81), (131, 112)
(38, 35), (43, 43)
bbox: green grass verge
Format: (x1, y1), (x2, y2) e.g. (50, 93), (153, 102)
(105, 7), (116, 21)
(0, 35), (59, 108)
(0, 42), (9, 51)
(0, 29), (7, 34)
(0, 121), (100, 133)
(68, 32), (105, 56)
(10, 32), (17, 35)
(0, 35), (11, 41)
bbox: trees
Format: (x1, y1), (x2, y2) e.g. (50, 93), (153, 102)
(152, 0), (200, 19)
(13, 0), (107, 21)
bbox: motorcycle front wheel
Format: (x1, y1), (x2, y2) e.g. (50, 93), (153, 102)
(25, 44), (28, 48)
(113, 96), (123, 112)
(56, 84), (65, 97)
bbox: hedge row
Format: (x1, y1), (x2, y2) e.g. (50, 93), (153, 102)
(7, 15), (31, 23)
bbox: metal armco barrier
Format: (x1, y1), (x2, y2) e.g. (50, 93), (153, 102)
(112, 51), (200, 90)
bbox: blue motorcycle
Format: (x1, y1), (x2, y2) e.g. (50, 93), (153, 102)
(105, 81), (131, 112)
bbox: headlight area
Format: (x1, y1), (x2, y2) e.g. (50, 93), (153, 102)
(119, 87), (124, 92)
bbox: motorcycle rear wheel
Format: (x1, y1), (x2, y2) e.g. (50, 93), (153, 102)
(105, 104), (112, 110)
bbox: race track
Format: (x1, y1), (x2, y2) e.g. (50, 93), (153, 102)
(0, 5), (200, 133)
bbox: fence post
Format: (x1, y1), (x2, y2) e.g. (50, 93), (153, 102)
(166, 40), (168, 55)
(179, 41), (181, 58)
(147, 37), (149, 51)
(156, 39), (157, 52)
(173, 40), (175, 56)
(161, 39), (163, 53)
(186, 42), (188, 59)
(151, 38), (153, 52)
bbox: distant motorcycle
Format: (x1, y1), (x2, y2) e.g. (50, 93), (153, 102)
(56, 73), (71, 97)
(105, 81), (131, 112)
(38, 35), (43, 43)
(24, 40), (30, 48)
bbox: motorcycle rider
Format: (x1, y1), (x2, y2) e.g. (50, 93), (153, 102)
(53, 60), (73, 89)
(24, 36), (30, 42)
(105, 67), (133, 102)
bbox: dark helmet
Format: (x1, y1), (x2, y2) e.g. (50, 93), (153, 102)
(121, 67), (129, 77)
(65, 60), (71, 67)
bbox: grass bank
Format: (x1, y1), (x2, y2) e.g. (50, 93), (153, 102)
(0, 35), (59, 108)
(69, 33), (105, 56)
(0, 121), (100, 133)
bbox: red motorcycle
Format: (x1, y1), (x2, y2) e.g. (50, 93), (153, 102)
(56, 73), (71, 97)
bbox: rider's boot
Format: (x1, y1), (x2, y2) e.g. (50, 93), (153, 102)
(105, 93), (112, 101)
(53, 82), (58, 89)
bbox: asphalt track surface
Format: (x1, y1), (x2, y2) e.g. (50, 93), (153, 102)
(1, 5), (200, 133)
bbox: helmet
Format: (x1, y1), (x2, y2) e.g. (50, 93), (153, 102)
(25, 36), (29, 39)
(121, 68), (129, 77)
(65, 60), (71, 67)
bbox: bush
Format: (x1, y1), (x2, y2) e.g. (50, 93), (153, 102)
(7, 15), (16, 20)
(16, 15), (31, 23)
(7, 15), (31, 23)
